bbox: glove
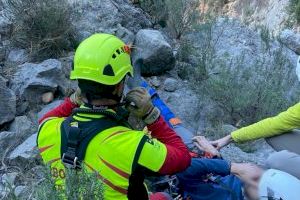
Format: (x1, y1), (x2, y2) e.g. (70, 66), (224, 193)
(125, 87), (160, 124)
(69, 88), (83, 106)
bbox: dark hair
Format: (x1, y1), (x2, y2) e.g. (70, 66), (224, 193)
(78, 79), (117, 101)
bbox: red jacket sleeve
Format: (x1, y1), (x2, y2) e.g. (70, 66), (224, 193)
(147, 116), (191, 174)
(38, 98), (78, 124)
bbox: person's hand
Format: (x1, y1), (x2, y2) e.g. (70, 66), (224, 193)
(69, 88), (83, 106)
(231, 163), (263, 187)
(210, 135), (232, 150)
(125, 87), (160, 124)
(193, 136), (221, 157)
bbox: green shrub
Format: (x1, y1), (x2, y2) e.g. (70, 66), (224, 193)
(139, 0), (167, 26)
(4, 0), (78, 60)
(199, 49), (299, 125)
(33, 167), (104, 200)
(289, 0), (300, 23)
(165, 0), (200, 39)
(139, 0), (200, 39)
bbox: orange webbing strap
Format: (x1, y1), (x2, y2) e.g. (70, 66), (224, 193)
(169, 118), (182, 126)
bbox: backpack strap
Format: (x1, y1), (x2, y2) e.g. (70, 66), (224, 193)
(60, 115), (121, 169)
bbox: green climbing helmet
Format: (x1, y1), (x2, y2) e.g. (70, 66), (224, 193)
(70, 33), (133, 85)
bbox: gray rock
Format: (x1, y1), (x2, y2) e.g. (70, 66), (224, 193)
(8, 133), (38, 165)
(1, 172), (18, 186)
(0, 130), (35, 159)
(149, 76), (161, 87)
(14, 186), (27, 197)
(132, 29), (175, 75)
(157, 85), (200, 130)
(8, 116), (36, 139)
(279, 29), (300, 54)
(11, 59), (73, 105)
(7, 49), (29, 64)
(73, 0), (151, 41)
(163, 78), (178, 92)
(221, 124), (238, 135)
(38, 100), (64, 120)
(220, 141), (275, 165)
(116, 24), (135, 44)
(0, 76), (16, 125)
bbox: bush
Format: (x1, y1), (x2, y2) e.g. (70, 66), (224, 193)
(289, 0), (300, 23)
(139, 0), (200, 39)
(33, 167), (104, 200)
(199, 49), (299, 125)
(4, 0), (78, 60)
(165, 0), (200, 39)
(139, 0), (167, 26)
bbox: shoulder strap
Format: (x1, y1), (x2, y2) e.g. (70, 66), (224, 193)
(131, 135), (148, 173)
(60, 115), (121, 169)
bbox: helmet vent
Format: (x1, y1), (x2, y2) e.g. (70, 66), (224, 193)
(112, 54), (116, 59)
(103, 64), (115, 76)
(116, 49), (120, 54)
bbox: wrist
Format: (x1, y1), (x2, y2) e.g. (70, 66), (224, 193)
(225, 134), (233, 145)
(230, 163), (240, 175)
(143, 107), (160, 125)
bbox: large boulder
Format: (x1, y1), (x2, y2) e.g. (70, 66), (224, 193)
(72, 0), (151, 41)
(8, 116), (36, 139)
(279, 29), (300, 55)
(11, 59), (74, 105)
(132, 29), (175, 75)
(0, 76), (16, 125)
(8, 133), (39, 167)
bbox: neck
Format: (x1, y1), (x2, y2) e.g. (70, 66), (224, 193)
(83, 98), (119, 107)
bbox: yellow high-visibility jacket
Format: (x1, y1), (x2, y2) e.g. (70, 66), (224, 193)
(37, 110), (168, 200)
(231, 102), (300, 143)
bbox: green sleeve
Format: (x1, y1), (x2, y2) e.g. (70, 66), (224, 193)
(231, 102), (300, 143)
(138, 137), (167, 172)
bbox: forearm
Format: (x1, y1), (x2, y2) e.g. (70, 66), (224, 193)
(148, 116), (191, 174)
(232, 103), (300, 143)
(38, 97), (78, 124)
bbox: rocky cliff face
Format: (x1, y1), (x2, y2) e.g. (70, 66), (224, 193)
(223, 0), (291, 33)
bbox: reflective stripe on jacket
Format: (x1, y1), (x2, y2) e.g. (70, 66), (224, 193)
(231, 102), (300, 143)
(37, 111), (168, 200)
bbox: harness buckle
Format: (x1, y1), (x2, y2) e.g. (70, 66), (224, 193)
(62, 151), (81, 169)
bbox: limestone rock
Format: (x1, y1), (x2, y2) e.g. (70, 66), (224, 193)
(149, 76), (161, 87)
(8, 116), (35, 139)
(72, 0), (151, 41)
(163, 78), (178, 92)
(7, 49), (29, 64)
(0, 76), (16, 125)
(132, 29), (175, 75)
(280, 29), (300, 54)
(8, 133), (39, 166)
(11, 59), (72, 105)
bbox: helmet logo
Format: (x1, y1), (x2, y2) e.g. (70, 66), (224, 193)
(122, 45), (131, 54)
